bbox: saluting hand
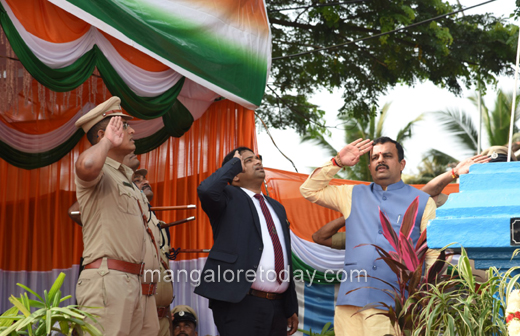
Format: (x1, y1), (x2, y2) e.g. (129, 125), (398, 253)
(454, 154), (490, 176)
(233, 150), (245, 173)
(336, 138), (373, 167)
(104, 116), (124, 148)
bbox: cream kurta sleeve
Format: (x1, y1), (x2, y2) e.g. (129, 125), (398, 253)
(300, 160), (355, 219)
(421, 197), (439, 271)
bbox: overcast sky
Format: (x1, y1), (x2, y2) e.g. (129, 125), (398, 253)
(257, 0), (519, 176)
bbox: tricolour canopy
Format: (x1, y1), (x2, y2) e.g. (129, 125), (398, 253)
(0, 0), (271, 168)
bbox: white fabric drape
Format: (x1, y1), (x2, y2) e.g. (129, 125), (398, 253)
(0, 103), (168, 152)
(290, 230), (344, 272)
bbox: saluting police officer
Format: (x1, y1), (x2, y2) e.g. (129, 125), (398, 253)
(133, 168), (175, 336)
(74, 97), (159, 336)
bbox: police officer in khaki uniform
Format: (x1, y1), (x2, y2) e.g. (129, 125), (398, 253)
(131, 169), (161, 336)
(133, 169), (175, 336)
(74, 97), (159, 336)
(171, 305), (198, 336)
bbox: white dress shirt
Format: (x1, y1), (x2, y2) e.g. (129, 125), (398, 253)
(241, 188), (289, 293)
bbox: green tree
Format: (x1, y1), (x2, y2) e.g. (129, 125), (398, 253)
(405, 89), (520, 184)
(434, 89), (520, 157)
(301, 103), (422, 181)
(257, 0), (518, 135)
(403, 149), (457, 184)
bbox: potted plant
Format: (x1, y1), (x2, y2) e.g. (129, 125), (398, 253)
(0, 272), (102, 336)
(349, 196), (520, 335)
(347, 196), (450, 335)
(409, 247), (519, 335)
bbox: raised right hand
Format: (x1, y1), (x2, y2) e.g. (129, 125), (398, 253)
(233, 150), (245, 173)
(103, 116), (124, 148)
(337, 138), (373, 167)
(454, 154), (490, 176)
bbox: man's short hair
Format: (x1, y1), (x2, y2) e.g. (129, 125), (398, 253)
(86, 117), (112, 145)
(372, 136), (404, 162)
(222, 147), (254, 166)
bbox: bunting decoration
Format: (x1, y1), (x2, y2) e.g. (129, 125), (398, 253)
(0, 0), (271, 169)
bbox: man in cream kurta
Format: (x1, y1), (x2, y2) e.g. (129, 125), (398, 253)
(300, 137), (437, 336)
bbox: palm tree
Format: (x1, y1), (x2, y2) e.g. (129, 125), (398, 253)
(406, 89), (520, 184)
(301, 103), (422, 181)
(433, 89), (520, 158)
(471, 89), (520, 147)
(403, 149), (458, 184)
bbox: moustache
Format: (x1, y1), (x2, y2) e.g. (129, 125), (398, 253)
(376, 163), (389, 170)
(141, 184), (152, 191)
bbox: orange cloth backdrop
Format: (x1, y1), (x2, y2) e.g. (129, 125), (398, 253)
(0, 99), (257, 272)
(0, 120), (461, 272)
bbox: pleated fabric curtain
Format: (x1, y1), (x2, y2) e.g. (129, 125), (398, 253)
(0, 100), (257, 313)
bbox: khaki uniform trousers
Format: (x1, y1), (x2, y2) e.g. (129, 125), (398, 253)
(140, 294), (160, 336)
(76, 260), (142, 336)
(334, 305), (395, 336)
(155, 252), (174, 336)
(157, 308), (173, 336)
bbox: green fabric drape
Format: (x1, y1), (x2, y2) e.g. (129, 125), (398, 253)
(0, 101), (193, 169)
(0, 2), (186, 119)
(96, 50), (185, 120)
(135, 100), (194, 154)
(0, 2), (199, 169)
(0, 7), (95, 91)
(0, 130), (85, 170)
(292, 253), (341, 284)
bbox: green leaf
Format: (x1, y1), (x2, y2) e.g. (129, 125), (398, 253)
(59, 320), (70, 335)
(43, 290), (49, 307)
(45, 310), (52, 336)
(16, 284), (44, 303)
(0, 306), (20, 327)
(48, 273), (66, 306)
(51, 307), (85, 319)
(83, 322), (103, 336)
(9, 296), (30, 317)
(60, 295), (72, 303)
(52, 289), (61, 308)
(26, 300), (45, 309)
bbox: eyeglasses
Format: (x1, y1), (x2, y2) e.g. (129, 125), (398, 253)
(122, 122), (129, 130)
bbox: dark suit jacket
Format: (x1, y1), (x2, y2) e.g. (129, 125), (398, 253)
(194, 157), (298, 318)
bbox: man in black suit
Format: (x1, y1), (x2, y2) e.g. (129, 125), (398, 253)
(195, 147), (298, 336)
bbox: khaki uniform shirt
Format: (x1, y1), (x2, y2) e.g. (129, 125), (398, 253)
(137, 192), (161, 284)
(75, 157), (147, 266)
(301, 160), (438, 270)
(144, 204), (174, 306)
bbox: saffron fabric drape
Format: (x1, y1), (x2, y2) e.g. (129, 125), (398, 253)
(0, 0), (270, 111)
(0, 100), (257, 275)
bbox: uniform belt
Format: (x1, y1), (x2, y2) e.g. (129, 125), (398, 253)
(248, 288), (284, 300)
(157, 306), (169, 318)
(83, 258), (144, 276)
(142, 283), (157, 296)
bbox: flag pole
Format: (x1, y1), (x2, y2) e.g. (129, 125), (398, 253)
(507, 30), (520, 162)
